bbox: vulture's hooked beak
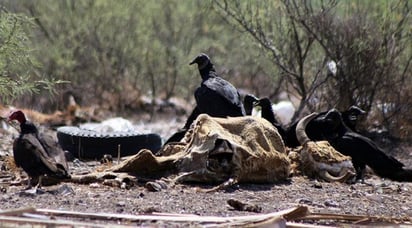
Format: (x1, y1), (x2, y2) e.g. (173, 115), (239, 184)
(253, 100), (261, 107)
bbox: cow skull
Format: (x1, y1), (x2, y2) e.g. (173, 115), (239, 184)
(293, 113), (355, 182)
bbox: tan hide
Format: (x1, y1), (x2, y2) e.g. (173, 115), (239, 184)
(110, 114), (290, 184)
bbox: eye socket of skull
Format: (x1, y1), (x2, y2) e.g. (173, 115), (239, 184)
(207, 139), (234, 173)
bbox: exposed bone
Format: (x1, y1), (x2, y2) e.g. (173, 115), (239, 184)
(296, 112), (319, 145)
(294, 113), (355, 182)
(319, 170), (352, 182)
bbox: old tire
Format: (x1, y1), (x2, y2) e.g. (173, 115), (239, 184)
(57, 126), (162, 160)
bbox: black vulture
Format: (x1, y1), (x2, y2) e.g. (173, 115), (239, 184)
(164, 53), (245, 145)
(190, 53), (245, 118)
(250, 99), (327, 148)
(254, 98), (288, 143)
(341, 105), (366, 132)
(320, 109), (412, 182)
(284, 106), (366, 148)
(243, 94), (259, 116)
(8, 110), (70, 190)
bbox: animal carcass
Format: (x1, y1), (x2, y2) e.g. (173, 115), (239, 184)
(108, 114), (291, 189)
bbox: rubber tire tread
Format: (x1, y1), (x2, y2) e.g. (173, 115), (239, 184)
(57, 126), (162, 159)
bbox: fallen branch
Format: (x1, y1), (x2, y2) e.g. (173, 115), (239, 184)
(36, 206), (303, 224)
(299, 212), (412, 225)
(1, 206), (410, 227)
(0, 215), (132, 228)
(0, 207), (36, 216)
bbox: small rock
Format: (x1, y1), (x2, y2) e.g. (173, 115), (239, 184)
(401, 206), (409, 211)
(18, 188), (46, 197)
(296, 198), (312, 205)
(100, 154), (113, 164)
(365, 194), (383, 203)
(1, 194), (12, 201)
(145, 181), (168, 192)
(324, 199), (339, 207)
(116, 201), (126, 207)
(137, 192), (145, 198)
(89, 183), (100, 188)
(103, 179), (120, 188)
(312, 181), (323, 189)
(142, 207), (160, 214)
(376, 187), (384, 194)
(116, 208), (124, 213)
(48, 184), (75, 196)
(227, 199), (262, 213)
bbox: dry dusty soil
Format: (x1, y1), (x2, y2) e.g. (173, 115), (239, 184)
(1, 114), (411, 227)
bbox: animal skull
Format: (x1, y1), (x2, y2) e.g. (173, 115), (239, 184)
(292, 113), (355, 182)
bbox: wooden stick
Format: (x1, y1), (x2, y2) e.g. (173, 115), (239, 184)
(117, 144), (121, 164)
(286, 222), (337, 228)
(300, 212), (409, 223)
(0, 215), (133, 227)
(0, 207), (36, 216)
(36, 207), (303, 223)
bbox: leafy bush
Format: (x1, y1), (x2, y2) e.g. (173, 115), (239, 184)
(0, 7), (60, 104)
(1, 0), (411, 139)
(214, 0), (412, 139)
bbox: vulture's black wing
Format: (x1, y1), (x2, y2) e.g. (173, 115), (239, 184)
(195, 77), (245, 117)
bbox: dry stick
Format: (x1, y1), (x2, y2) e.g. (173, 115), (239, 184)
(299, 212), (410, 224)
(285, 222), (335, 228)
(0, 207), (36, 216)
(117, 144), (121, 164)
(36, 207), (303, 224)
(4, 207), (408, 227)
(0, 215), (132, 228)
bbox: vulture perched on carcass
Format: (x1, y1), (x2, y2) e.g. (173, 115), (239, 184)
(254, 98), (288, 142)
(8, 110), (70, 190)
(190, 53), (245, 119)
(243, 94), (259, 116)
(164, 53), (245, 144)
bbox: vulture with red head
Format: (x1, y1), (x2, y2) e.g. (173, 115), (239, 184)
(8, 110), (70, 189)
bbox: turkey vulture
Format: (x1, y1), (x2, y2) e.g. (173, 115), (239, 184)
(190, 53), (245, 118)
(8, 110), (70, 189)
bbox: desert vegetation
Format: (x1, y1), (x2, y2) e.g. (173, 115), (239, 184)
(0, 0), (411, 139)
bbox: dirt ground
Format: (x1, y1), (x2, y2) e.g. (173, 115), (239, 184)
(1, 114), (412, 227)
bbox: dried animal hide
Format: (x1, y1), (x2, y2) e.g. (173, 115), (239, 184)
(109, 114), (291, 185)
